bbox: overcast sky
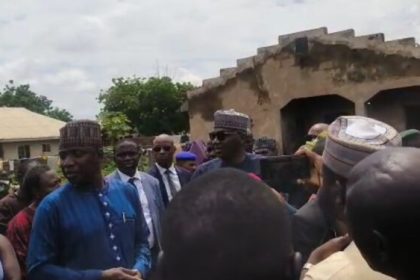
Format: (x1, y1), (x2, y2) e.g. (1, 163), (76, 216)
(0, 0), (419, 118)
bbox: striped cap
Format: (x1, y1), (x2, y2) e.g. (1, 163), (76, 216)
(323, 116), (401, 178)
(59, 120), (103, 150)
(214, 109), (250, 133)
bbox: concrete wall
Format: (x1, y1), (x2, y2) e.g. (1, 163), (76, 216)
(189, 41), (420, 152)
(280, 95), (355, 153)
(366, 87), (420, 132)
(1, 140), (59, 160)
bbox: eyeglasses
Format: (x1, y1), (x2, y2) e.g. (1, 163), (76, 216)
(305, 134), (317, 142)
(153, 146), (172, 153)
(209, 131), (238, 142)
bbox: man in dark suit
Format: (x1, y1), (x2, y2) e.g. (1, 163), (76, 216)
(148, 134), (191, 207)
(109, 138), (165, 266)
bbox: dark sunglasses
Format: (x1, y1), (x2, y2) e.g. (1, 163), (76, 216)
(153, 146), (172, 153)
(305, 134), (317, 142)
(209, 131), (237, 142)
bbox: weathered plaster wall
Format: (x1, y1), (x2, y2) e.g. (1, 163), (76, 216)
(189, 34), (420, 152)
(367, 87), (420, 132)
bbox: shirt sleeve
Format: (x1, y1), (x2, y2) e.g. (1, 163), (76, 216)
(128, 187), (151, 277)
(191, 165), (204, 180)
(7, 216), (29, 275)
(26, 199), (102, 280)
(302, 274), (314, 280)
(292, 212), (322, 264)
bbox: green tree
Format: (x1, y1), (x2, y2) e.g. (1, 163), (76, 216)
(0, 80), (73, 122)
(99, 112), (133, 145)
(46, 108), (73, 122)
(99, 76), (194, 136)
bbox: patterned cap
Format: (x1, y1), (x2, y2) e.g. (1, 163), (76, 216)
(323, 116), (401, 178)
(254, 137), (277, 150)
(214, 109), (250, 133)
(59, 120), (103, 150)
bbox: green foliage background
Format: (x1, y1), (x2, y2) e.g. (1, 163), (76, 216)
(0, 80), (73, 122)
(99, 76), (194, 136)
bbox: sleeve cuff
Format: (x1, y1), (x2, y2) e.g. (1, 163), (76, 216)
(133, 264), (149, 279)
(83, 269), (103, 280)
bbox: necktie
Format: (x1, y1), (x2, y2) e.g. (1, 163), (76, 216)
(128, 177), (136, 187)
(165, 169), (177, 198)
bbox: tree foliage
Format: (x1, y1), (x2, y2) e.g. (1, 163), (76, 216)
(46, 108), (73, 122)
(0, 81), (73, 122)
(99, 76), (194, 136)
(99, 112), (133, 145)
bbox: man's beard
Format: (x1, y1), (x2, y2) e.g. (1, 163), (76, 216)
(220, 134), (245, 162)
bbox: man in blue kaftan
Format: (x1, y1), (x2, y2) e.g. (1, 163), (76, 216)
(27, 120), (151, 280)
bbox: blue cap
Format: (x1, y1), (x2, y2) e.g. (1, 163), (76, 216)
(176, 151), (197, 161)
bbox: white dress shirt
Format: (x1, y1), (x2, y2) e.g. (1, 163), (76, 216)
(117, 170), (155, 248)
(303, 242), (394, 280)
(155, 163), (182, 201)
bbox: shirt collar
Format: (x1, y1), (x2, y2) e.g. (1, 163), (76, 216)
(117, 169), (141, 183)
(155, 163), (177, 174)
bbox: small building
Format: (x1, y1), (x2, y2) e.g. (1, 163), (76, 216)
(187, 27), (420, 154)
(0, 107), (65, 160)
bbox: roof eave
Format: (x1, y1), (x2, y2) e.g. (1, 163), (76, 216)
(0, 136), (60, 143)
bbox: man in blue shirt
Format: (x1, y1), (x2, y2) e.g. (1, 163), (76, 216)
(27, 120), (151, 280)
(192, 109), (261, 179)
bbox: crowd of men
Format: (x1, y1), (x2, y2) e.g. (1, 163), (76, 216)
(0, 108), (418, 280)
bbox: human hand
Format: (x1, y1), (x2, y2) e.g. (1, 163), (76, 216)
(295, 147), (323, 188)
(296, 166), (322, 191)
(101, 267), (143, 280)
(307, 235), (351, 265)
(295, 147), (323, 173)
(131, 270), (143, 280)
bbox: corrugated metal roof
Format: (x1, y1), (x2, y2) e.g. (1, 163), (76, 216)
(0, 107), (65, 142)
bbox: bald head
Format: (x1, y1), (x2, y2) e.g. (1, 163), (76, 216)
(160, 168), (293, 280)
(153, 134), (176, 168)
(346, 148), (420, 280)
(153, 134), (174, 145)
(307, 123), (328, 137)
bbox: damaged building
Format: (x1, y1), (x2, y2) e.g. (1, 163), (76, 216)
(187, 27), (420, 154)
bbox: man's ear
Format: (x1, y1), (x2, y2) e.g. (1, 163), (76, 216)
(372, 229), (390, 264)
(293, 252), (303, 279)
(285, 252), (303, 280)
(157, 251), (164, 268)
(360, 229), (391, 275)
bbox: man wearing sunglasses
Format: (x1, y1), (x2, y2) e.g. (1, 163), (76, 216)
(148, 134), (192, 207)
(192, 109), (261, 179)
(306, 123), (328, 143)
(294, 116), (401, 270)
